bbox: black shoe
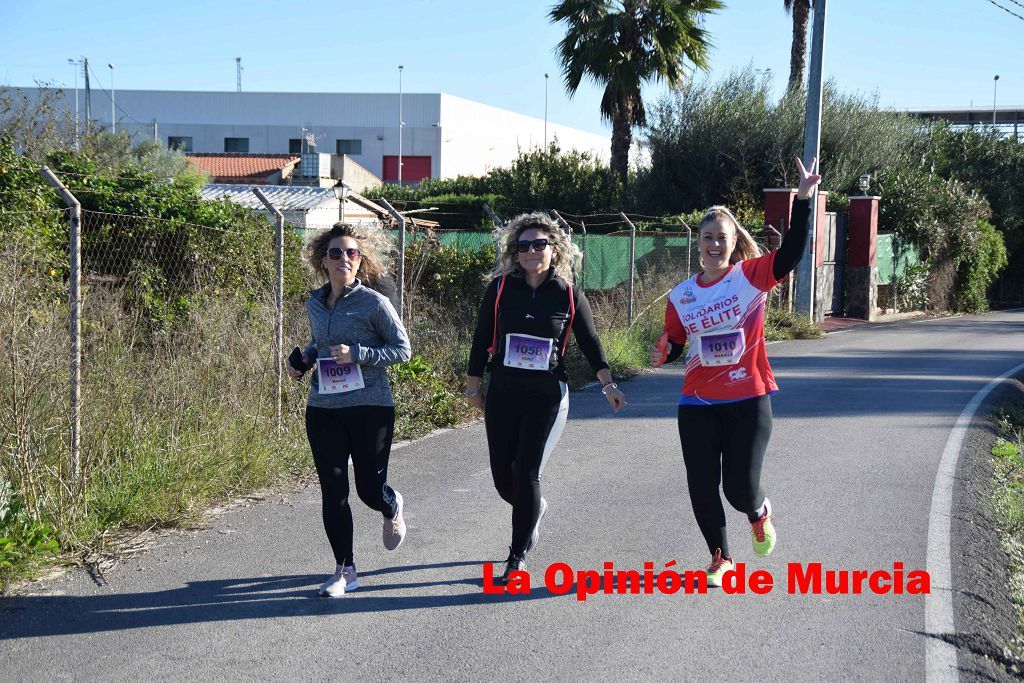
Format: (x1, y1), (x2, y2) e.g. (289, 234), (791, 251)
(497, 551), (526, 585)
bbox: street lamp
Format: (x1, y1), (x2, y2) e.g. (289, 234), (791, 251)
(108, 63), (115, 134)
(67, 58), (80, 148)
(398, 65), (404, 187)
(544, 73), (549, 149)
(858, 172), (870, 196)
(993, 74), (1000, 126)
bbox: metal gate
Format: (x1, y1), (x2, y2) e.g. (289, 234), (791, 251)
(821, 212), (847, 316)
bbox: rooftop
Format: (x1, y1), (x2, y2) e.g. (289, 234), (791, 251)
(187, 153), (300, 182)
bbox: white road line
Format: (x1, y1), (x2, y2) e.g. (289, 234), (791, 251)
(926, 360), (1024, 682)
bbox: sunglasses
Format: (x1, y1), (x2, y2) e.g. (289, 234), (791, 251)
(327, 247), (361, 260)
(515, 238), (550, 253)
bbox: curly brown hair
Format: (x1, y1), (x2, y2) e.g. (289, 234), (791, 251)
(304, 222), (393, 290)
(487, 211), (581, 283)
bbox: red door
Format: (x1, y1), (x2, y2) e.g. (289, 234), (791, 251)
(382, 156), (431, 183)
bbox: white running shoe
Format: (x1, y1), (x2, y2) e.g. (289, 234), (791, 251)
(319, 564), (358, 597)
(383, 490), (406, 551)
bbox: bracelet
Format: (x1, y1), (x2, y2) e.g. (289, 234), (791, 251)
(601, 382), (618, 395)
(464, 389), (481, 398)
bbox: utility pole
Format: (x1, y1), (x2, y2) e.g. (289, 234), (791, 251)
(993, 75), (1000, 126)
(83, 57), (91, 129)
(544, 73), (549, 148)
(67, 58), (81, 149)
(398, 65), (404, 187)
(795, 0), (827, 320)
(108, 63), (115, 134)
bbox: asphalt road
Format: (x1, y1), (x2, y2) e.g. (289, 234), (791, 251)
(2, 310), (1023, 681)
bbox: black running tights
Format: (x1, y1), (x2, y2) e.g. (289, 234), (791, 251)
(305, 405), (398, 566)
(677, 395), (772, 557)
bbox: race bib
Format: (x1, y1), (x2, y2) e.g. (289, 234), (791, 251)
(503, 333), (554, 371)
(316, 358), (365, 394)
(697, 329), (746, 367)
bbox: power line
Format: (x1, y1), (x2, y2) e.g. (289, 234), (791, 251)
(981, 0), (1024, 21)
(85, 62), (150, 128)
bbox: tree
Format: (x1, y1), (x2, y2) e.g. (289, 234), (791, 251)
(549, 0), (723, 183)
(783, 0), (811, 91)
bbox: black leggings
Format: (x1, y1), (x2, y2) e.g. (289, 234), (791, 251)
(484, 377), (568, 558)
(305, 404), (399, 566)
(677, 395), (772, 557)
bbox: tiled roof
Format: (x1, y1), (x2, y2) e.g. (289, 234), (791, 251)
(187, 153), (300, 181)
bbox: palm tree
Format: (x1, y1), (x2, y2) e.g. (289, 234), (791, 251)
(783, 0), (812, 91)
(550, 0), (723, 183)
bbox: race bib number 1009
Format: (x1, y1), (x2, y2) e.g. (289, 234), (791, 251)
(317, 358), (365, 394)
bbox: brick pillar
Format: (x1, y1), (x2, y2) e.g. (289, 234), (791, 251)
(845, 195), (880, 320)
(763, 188), (798, 246)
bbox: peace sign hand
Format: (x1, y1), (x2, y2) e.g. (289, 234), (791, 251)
(796, 156), (822, 200)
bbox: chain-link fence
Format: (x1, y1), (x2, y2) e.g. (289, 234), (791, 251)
(0, 172), (319, 526)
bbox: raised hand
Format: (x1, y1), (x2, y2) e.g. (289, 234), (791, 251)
(796, 156), (822, 200)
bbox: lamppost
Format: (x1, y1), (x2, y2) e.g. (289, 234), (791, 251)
(993, 74), (1000, 126)
(67, 58), (80, 148)
(544, 73), (549, 149)
(398, 65), (404, 187)
(858, 172), (870, 196)
(108, 63), (115, 134)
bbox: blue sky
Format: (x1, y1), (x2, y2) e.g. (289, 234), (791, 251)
(1, 0), (1020, 136)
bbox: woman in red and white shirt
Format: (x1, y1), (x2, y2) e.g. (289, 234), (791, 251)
(651, 157), (821, 586)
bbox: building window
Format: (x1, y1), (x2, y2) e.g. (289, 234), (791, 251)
(336, 139), (362, 155)
(289, 138), (302, 154)
(167, 136), (193, 152)
(224, 137), (249, 153)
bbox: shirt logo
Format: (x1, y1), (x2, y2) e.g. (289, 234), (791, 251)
(728, 367), (748, 382)
(525, 314), (535, 319)
(679, 287), (697, 305)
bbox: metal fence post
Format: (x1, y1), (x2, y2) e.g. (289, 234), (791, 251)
(378, 198), (405, 319)
(40, 167), (82, 487)
(578, 219), (588, 290)
(252, 188), (284, 432)
(621, 213), (637, 324)
(483, 203), (505, 268)
(680, 220), (692, 281)
(552, 210), (580, 287)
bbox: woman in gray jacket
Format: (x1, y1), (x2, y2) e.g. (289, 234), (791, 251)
(288, 222), (412, 597)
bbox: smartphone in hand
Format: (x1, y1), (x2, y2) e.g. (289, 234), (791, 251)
(288, 346), (308, 373)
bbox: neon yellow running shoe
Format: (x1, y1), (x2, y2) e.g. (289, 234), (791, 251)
(751, 499), (776, 556)
(705, 549), (734, 588)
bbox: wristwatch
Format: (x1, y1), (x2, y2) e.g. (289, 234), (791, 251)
(601, 382), (618, 395)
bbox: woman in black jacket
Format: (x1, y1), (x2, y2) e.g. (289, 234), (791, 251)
(466, 212), (625, 583)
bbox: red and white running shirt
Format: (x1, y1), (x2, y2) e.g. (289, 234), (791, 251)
(664, 253), (782, 404)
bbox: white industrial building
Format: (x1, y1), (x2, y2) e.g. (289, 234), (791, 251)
(19, 87), (610, 184)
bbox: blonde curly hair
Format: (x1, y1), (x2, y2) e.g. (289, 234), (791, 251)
(487, 211), (581, 283)
(698, 206), (763, 266)
(305, 222), (394, 290)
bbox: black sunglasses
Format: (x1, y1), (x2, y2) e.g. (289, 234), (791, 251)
(515, 238), (550, 253)
(327, 247), (361, 260)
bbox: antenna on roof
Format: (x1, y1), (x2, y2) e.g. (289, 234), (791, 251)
(236, 57), (243, 93)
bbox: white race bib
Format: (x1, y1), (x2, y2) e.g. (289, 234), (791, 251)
(503, 333), (554, 371)
(697, 329), (746, 367)
(317, 358), (365, 394)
